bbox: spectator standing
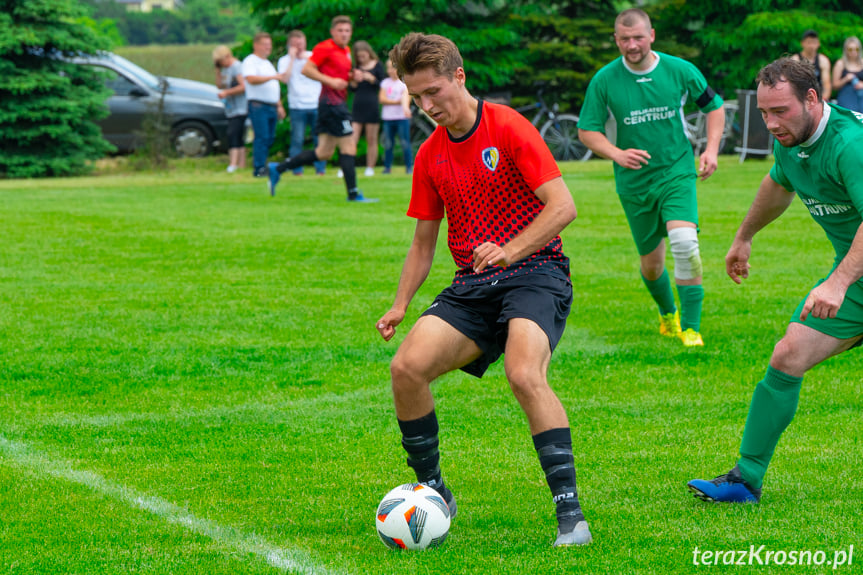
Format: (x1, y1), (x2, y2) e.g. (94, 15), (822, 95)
(792, 30), (832, 101)
(277, 30), (327, 176)
(832, 36), (863, 113)
(268, 15), (375, 202)
(242, 32), (285, 177)
(213, 45), (247, 173)
(350, 41), (385, 176)
(379, 58), (413, 175)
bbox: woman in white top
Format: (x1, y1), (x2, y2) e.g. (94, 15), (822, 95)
(378, 59), (413, 174)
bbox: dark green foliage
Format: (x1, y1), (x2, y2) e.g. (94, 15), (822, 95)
(0, 0), (114, 178)
(510, 1), (618, 112)
(242, 0), (618, 114)
(652, 0), (863, 98)
(246, 0), (522, 95)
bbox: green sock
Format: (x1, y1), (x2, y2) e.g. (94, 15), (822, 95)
(641, 269), (676, 316)
(737, 366), (803, 488)
(676, 283), (704, 331)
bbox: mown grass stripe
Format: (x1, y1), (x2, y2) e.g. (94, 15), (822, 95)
(0, 434), (343, 575)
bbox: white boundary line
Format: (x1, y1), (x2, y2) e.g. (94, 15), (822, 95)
(0, 434), (342, 575)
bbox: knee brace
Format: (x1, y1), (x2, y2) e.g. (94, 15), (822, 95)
(668, 227), (702, 280)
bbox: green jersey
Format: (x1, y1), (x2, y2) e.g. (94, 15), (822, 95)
(578, 52), (723, 195)
(770, 103), (863, 271)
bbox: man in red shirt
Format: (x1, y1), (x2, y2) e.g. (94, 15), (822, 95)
(268, 15), (374, 202)
(375, 32), (591, 547)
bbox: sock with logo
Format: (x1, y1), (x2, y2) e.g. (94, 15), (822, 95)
(642, 269), (676, 316)
(398, 410), (453, 502)
(276, 149), (317, 173)
(737, 366), (803, 489)
(534, 427), (584, 532)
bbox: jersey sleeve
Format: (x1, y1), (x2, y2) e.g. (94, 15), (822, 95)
(769, 146), (794, 192)
(309, 42), (328, 68)
(684, 60), (723, 113)
(406, 137), (445, 220)
(502, 108), (561, 190)
(577, 71), (609, 133)
(837, 139), (863, 215)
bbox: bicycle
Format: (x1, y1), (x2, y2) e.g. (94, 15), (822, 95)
(683, 100), (739, 156)
(513, 87), (592, 162)
(407, 87), (592, 162)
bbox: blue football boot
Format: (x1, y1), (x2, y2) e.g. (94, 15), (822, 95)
(687, 464), (762, 503)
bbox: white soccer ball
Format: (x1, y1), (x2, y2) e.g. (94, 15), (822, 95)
(375, 483), (451, 550)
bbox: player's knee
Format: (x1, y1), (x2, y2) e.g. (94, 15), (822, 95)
(668, 227), (702, 281)
(505, 364), (543, 399)
(770, 335), (806, 374)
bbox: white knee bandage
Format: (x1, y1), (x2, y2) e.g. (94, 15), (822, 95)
(668, 227), (702, 281)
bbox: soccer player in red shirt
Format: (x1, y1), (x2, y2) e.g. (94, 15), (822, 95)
(375, 32), (591, 547)
(268, 15), (374, 202)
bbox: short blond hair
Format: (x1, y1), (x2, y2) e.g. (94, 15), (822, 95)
(212, 45), (232, 64)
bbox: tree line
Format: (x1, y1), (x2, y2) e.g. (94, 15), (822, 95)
(3, 0), (862, 177)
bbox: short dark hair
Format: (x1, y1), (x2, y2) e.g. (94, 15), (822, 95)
(331, 15), (352, 28)
(755, 57), (821, 103)
(616, 8), (651, 30)
(801, 29), (818, 40)
(389, 32), (463, 80)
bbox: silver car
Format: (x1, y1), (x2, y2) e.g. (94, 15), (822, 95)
(75, 52), (229, 157)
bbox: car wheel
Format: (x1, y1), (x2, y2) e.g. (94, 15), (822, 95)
(172, 122), (214, 158)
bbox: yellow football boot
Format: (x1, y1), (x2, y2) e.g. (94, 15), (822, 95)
(679, 328), (704, 347)
(659, 310), (681, 337)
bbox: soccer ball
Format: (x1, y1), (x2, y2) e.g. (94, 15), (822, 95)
(375, 483), (451, 550)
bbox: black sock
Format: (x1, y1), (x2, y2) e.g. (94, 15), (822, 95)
(339, 154), (357, 192)
(277, 149), (318, 174)
(398, 410), (449, 497)
(533, 427), (584, 531)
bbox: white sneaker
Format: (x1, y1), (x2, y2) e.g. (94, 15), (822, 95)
(336, 169), (344, 178)
(226, 165), (237, 173)
(364, 166), (375, 176)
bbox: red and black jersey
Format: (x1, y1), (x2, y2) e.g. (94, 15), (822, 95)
(310, 39), (351, 105)
(409, 100), (569, 285)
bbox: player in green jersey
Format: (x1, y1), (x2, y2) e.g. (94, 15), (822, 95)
(688, 57), (863, 503)
(578, 8), (725, 347)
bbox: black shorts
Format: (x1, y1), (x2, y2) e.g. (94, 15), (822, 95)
(316, 103), (353, 138)
(227, 115), (246, 149)
(421, 272), (572, 378)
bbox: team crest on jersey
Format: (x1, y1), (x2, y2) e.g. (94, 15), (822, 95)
(481, 147), (500, 171)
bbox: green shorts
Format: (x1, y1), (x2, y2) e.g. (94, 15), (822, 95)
(618, 173), (698, 256)
(790, 274), (863, 342)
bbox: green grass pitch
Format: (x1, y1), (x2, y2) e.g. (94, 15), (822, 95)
(0, 157), (860, 574)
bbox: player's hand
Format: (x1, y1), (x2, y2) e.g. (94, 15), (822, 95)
(800, 278), (847, 321)
(698, 151), (718, 181)
(376, 309), (405, 342)
(614, 148), (650, 170)
(472, 242), (510, 273)
(725, 239), (752, 284)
